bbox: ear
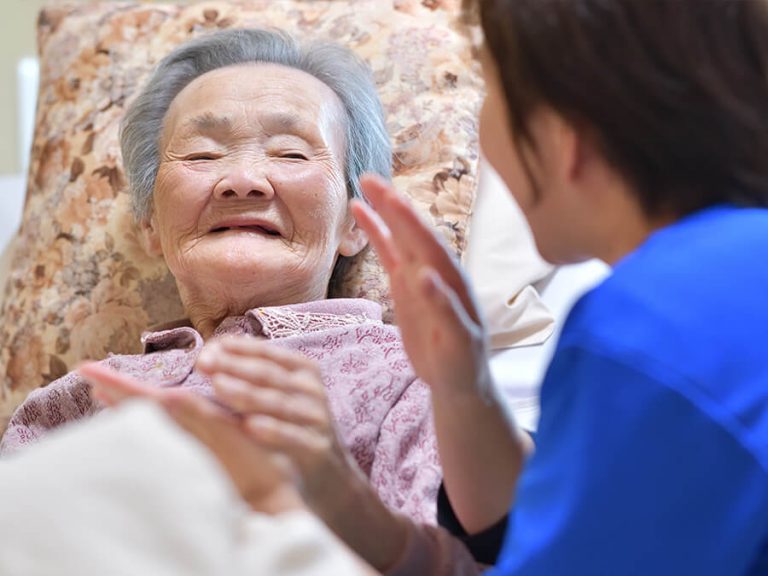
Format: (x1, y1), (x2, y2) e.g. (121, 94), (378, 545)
(547, 112), (581, 186)
(338, 213), (368, 257)
(555, 114), (603, 193)
(140, 214), (163, 257)
(558, 116), (620, 209)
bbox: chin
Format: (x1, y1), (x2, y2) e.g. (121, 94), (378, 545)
(533, 235), (579, 266)
(537, 244), (592, 266)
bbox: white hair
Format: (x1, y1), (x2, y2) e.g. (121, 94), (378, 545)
(120, 28), (392, 222)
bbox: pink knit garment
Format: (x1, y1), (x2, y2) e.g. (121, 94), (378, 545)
(1, 299), (441, 524)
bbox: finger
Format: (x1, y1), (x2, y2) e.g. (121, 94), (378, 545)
(161, 390), (238, 442)
(359, 173), (435, 252)
(360, 174), (477, 314)
(383, 195), (462, 280)
(211, 338), (318, 373)
(90, 386), (120, 408)
(350, 199), (400, 271)
(243, 414), (332, 467)
(198, 346), (324, 398)
(78, 362), (160, 404)
(211, 373), (328, 428)
(359, 175), (422, 266)
(421, 267), (484, 342)
(358, 173), (391, 208)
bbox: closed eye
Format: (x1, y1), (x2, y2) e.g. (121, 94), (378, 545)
(184, 153), (219, 161)
(280, 152), (309, 160)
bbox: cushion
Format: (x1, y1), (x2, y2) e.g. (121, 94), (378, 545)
(0, 0), (483, 430)
(465, 157), (555, 350)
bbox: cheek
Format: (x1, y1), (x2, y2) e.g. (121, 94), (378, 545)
(478, 99), (494, 157)
(479, 99), (534, 210)
(480, 98), (512, 178)
(272, 164), (348, 231)
(153, 165), (214, 238)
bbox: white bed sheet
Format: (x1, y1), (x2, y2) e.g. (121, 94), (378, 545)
(490, 259), (610, 431)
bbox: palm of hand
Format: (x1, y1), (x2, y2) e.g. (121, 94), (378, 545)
(354, 175), (494, 398)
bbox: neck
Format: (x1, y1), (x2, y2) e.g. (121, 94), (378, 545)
(598, 211), (674, 265)
(176, 282), (330, 339)
(183, 300), (231, 340)
(175, 282), (254, 339)
(587, 179), (678, 266)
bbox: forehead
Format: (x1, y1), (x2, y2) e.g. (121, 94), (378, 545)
(163, 62), (346, 140)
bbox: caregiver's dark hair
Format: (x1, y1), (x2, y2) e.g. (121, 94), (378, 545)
(468, 0), (768, 217)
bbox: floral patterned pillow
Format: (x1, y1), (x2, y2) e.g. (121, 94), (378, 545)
(0, 0), (481, 430)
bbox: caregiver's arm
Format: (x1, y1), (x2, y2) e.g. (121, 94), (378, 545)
(193, 338), (410, 573)
(353, 175), (532, 535)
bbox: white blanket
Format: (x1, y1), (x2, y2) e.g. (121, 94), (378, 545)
(0, 402), (367, 576)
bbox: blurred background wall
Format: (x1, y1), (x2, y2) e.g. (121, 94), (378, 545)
(0, 1), (46, 175)
(0, 1), (195, 252)
(1, 1), (199, 176)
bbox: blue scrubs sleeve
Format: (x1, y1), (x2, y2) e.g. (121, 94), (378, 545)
(489, 345), (768, 576)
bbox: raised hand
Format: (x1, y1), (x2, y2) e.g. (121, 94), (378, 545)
(352, 174), (530, 534)
(351, 174), (493, 400)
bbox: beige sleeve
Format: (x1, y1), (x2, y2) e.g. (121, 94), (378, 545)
(0, 401), (372, 576)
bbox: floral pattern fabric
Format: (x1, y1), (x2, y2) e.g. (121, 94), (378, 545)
(0, 1), (482, 433)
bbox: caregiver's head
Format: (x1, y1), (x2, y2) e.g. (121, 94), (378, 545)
(120, 29), (391, 335)
(469, 0), (768, 263)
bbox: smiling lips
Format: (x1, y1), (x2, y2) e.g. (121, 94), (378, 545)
(208, 217), (282, 237)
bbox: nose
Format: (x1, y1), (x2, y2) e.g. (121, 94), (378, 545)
(213, 163), (275, 200)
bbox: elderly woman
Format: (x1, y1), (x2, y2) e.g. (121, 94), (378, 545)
(0, 28), (477, 573)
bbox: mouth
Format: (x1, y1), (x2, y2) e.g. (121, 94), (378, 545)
(209, 221), (282, 237)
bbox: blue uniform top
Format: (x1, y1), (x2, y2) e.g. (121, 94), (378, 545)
(491, 206), (768, 575)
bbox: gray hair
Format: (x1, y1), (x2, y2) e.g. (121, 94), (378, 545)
(120, 27), (392, 222)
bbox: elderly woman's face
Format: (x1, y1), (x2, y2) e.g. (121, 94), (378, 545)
(144, 63), (366, 310)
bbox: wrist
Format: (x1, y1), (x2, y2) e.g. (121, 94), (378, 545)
(306, 460), (409, 571)
(246, 483), (305, 515)
(430, 356), (498, 404)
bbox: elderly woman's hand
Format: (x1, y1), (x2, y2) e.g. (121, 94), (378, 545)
(78, 362), (302, 515)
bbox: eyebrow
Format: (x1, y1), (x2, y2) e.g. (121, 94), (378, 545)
(261, 112), (326, 147)
(184, 112), (234, 134)
(181, 111), (324, 145)
(260, 112), (315, 136)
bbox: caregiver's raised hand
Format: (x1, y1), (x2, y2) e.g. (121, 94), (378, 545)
(353, 174), (530, 535)
(352, 174), (492, 400)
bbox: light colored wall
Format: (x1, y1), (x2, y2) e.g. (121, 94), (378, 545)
(0, 0), (47, 175)
(0, 1), (199, 176)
